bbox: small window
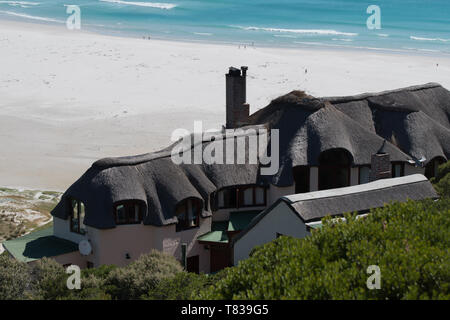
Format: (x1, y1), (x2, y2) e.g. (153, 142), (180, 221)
(425, 158), (445, 179)
(359, 166), (371, 184)
(69, 198), (86, 235)
(113, 200), (144, 225)
(176, 198), (201, 232)
(243, 188), (253, 206)
(217, 188), (237, 209)
(255, 187), (265, 205)
(392, 162), (404, 178)
(238, 186), (267, 207)
(216, 185), (267, 209)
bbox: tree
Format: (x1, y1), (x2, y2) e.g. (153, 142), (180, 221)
(29, 258), (68, 300)
(432, 161), (450, 198)
(0, 255), (30, 299)
(106, 250), (183, 300)
(144, 272), (217, 300)
(198, 198), (450, 300)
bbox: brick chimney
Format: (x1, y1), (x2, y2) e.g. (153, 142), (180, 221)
(370, 140), (391, 181)
(226, 66), (249, 128)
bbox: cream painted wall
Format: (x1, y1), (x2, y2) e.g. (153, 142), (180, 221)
(86, 216), (211, 272)
(233, 201), (309, 265)
(268, 184), (295, 205)
(53, 215), (211, 272)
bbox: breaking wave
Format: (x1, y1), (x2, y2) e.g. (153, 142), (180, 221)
(410, 36), (450, 43)
(236, 26), (358, 37)
(0, 10), (63, 23)
(99, 0), (176, 9)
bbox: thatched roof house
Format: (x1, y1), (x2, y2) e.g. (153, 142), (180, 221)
(52, 82), (450, 230)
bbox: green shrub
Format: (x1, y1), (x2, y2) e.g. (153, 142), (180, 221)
(65, 274), (111, 300)
(106, 250), (183, 300)
(144, 272), (212, 300)
(197, 198), (450, 300)
(30, 258), (68, 300)
(432, 162), (450, 198)
(0, 255), (30, 299)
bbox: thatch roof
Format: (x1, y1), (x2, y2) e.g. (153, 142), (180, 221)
(52, 84), (450, 229)
(283, 174), (438, 222)
(232, 174), (439, 245)
(52, 129), (265, 228)
(324, 83), (450, 165)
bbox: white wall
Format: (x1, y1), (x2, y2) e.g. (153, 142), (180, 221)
(53, 216), (87, 244)
(233, 201), (309, 265)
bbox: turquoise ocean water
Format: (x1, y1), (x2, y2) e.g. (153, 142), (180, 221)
(0, 0), (449, 54)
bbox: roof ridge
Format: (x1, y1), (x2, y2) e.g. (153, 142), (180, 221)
(92, 124), (268, 170)
(321, 82), (442, 104)
(282, 174), (428, 204)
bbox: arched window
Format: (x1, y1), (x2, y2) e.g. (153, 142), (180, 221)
(176, 198), (202, 232)
(318, 149), (352, 190)
(113, 200), (145, 225)
(69, 198), (86, 234)
(425, 157), (445, 179)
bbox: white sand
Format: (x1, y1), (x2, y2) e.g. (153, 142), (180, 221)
(1, 20), (449, 191)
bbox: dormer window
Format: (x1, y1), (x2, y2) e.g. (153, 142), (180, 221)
(69, 198), (86, 235)
(176, 198), (201, 232)
(215, 185), (267, 209)
(114, 200), (145, 225)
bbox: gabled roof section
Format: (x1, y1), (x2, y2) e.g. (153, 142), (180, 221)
(232, 174), (439, 245)
(283, 174), (438, 222)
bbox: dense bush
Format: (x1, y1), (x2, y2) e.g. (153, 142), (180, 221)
(0, 254), (30, 299)
(143, 272), (222, 300)
(197, 198), (450, 300)
(30, 258), (68, 300)
(105, 250), (183, 300)
(432, 162), (450, 198)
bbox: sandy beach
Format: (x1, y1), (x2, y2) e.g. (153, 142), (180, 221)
(1, 19), (449, 191)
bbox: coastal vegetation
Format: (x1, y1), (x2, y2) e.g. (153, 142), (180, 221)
(0, 188), (58, 242)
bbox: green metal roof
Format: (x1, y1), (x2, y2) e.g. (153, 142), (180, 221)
(197, 211), (262, 244)
(228, 210), (261, 231)
(197, 230), (229, 243)
(2, 227), (78, 263)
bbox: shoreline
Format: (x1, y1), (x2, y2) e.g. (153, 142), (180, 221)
(1, 17), (450, 60)
(1, 18), (450, 191)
